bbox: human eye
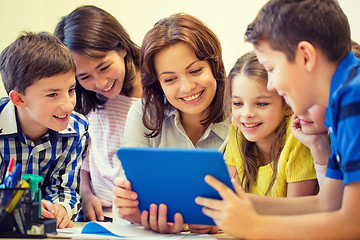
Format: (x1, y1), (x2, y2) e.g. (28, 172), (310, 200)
(257, 102), (269, 107)
(78, 75), (90, 81)
(163, 77), (177, 83)
(100, 64), (110, 71)
(47, 93), (57, 98)
(190, 67), (203, 75)
(232, 101), (243, 107)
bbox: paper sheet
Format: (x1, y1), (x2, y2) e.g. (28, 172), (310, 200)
(57, 222), (216, 239)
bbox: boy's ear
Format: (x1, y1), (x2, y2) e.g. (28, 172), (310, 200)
(9, 90), (27, 108)
(297, 41), (316, 72)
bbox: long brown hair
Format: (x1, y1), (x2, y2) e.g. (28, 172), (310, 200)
(227, 51), (291, 195)
(54, 5), (140, 115)
(140, 13), (227, 138)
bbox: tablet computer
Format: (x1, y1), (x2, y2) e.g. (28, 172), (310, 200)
(117, 147), (234, 225)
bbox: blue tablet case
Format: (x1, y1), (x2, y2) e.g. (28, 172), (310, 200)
(117, 147), (234, 225)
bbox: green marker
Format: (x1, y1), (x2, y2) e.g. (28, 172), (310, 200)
(21, 174), (43, 218)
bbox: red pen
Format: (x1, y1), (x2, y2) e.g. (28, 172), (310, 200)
(4, 158), (15, 179)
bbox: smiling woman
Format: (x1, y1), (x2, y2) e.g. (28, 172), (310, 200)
(113, 13), (230, 235)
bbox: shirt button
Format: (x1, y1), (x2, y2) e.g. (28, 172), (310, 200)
(328, 126), (333, 134)
(336, 154), (341, 163)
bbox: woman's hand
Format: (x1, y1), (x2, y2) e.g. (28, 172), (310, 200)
(113, 177), (141, 224)
(141, 203), (184, 234)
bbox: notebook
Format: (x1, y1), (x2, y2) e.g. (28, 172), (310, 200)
(117, 147), (234, 225)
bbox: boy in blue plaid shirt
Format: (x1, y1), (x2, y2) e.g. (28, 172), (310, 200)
(0, 32), (89, 228)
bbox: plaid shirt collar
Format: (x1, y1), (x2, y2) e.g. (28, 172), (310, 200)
(0, 99), (78, 145)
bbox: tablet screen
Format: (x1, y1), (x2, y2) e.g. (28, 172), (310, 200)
(117, 147), (234, 225)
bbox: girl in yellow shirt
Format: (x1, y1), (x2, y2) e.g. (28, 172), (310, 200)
(225, 51), (317, 197)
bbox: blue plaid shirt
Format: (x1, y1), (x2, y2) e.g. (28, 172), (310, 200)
(0, 98), (89, 219)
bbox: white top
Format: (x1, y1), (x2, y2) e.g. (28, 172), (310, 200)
(82, 94), (138, 218)
(122, 99), (229, 149)
(113, 99), (229, 223)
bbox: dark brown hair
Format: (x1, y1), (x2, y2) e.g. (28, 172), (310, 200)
(351, 40), (360, 58)
(227, 51), (291, 195)
(0, 32), (75, 94)
(54, 5), (140, 115)
(245, 0), (351, 62)
(140, 13), (227, 138)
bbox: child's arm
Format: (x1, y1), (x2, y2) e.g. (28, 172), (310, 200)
(196, 176), (360, 239)
(80, 169), (104, 221)
(286, 179), (318, 197)
(43, 129), (89, 220)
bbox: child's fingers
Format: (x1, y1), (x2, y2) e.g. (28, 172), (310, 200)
(231, 178), (246, 197)
(84, 207), (97, 221)
(204, 175), (239, 200)
(195, 196), (223, 210)
(201, 205), (221, 221)
(57, 214), (72, 229)
(54, 205), (69, 228)
(93, 203), (104, 221)
(41, 200), (55, 218)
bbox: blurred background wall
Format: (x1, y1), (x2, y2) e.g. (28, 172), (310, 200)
(1, 0), (359, 97)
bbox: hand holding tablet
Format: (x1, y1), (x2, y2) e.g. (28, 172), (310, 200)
(117, 147), (234, 225)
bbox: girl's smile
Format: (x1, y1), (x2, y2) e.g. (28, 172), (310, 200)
(242, 122), (263, 130)
(102, 79), (117, 93)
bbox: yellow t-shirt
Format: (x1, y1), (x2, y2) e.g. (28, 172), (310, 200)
(225, 118), (317, 197)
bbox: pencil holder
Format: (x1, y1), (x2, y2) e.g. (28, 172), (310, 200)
(0, 187), (56, 238)
(0, 187), (32, 236)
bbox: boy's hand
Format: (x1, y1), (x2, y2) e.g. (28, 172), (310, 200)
(41, 200), (74, 228)
(113, 177), (141, 224)
(291, 115), (327, 147)
(195, 175), (258, 239)
(141, 203), (184, 234)
(82, 193), (104, 221)
(291, 114), (330, 165)
(41, 199), (56, 219)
